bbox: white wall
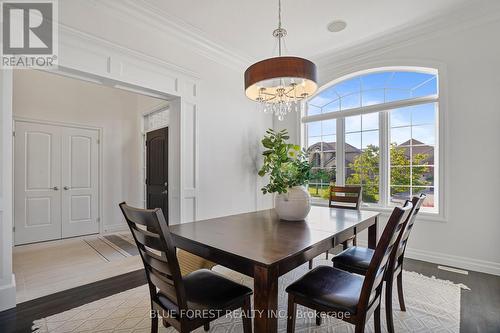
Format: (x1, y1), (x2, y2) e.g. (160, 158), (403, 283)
(306, 18), (500, 275)
(13, 70), (159, 231)
(55, 1), (274, 219)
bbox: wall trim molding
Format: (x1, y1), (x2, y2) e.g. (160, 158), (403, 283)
(85, 0), (252, 71)
(80, 0), (500, 75)
(0, 274), (16, 311)
(313, 2), (500, 72)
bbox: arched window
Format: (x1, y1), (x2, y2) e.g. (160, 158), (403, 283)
(303, 68), (439, 212)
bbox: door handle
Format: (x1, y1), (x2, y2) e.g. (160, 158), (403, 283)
(63, 186), (70, 190)
(162, 190), (168, 195)
(53, 186), (59, 191)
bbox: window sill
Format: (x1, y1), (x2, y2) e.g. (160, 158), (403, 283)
(310, 201), (447, 223)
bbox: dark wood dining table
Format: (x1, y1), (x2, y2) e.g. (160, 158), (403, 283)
(170, 206), (380, 333)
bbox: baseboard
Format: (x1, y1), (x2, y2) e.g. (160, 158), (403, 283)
(102, 224), (128, 233)
(0, 274), (16, 311)
(357, 240), (500, 276)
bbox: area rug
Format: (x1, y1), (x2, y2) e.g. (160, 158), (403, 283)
(32, 257), (468, 333)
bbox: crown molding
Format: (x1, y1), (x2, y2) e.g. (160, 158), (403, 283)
(86, 0), (254, 72)
(58, 23), (200, 80)
(312, 0), (500, 72)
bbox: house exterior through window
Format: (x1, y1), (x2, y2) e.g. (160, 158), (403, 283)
(302, 68), (439, 213)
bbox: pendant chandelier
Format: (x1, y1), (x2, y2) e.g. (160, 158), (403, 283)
(244, 0), (318, 120)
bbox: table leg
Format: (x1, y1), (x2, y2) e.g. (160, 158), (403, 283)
(253, 265), (278, 333)
(368, 216), (378, 249)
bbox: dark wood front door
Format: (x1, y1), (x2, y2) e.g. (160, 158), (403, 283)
(146, 127), (168, 222)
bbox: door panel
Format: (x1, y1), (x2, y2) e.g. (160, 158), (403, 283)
(146, 127), (168, 222)
(61, 127), (99, 238)
(14, 122), (62, 245)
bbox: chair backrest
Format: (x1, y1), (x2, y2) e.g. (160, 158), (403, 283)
(394, 194), (426, 269)
(357, 201), (413, 314)
(119, 202), (187, 310)
(328, 185), (362, 210)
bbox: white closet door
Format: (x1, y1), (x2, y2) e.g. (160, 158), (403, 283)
(14, 122), (62, 245)
(61, 127), (99, 238)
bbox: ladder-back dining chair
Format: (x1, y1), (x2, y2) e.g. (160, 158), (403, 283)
(309, 185), (363, 269)
(286, 201), (413, 333)
(119, 202), (253, 333)
(332, 194), (426, 333)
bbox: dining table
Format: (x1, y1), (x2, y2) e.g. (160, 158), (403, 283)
(169, 206), (380, 333)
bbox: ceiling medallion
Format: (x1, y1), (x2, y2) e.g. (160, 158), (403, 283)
(244, 0), (318, 120)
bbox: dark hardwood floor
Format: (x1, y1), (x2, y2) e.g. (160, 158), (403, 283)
(403, 259), (500, 333)
(0, 258), (498, 333)
(0, 270), (147, 333)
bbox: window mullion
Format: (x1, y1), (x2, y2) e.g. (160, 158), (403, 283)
(336, 117), (345, 186)
(380, 110), (389, 207)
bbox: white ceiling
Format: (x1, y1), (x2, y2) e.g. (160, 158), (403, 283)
(141, 0), (471, 61)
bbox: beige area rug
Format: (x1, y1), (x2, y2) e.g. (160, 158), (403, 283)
(32, 257), (469, 333)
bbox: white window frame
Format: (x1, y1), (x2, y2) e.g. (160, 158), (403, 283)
(302, 67), (442, 216)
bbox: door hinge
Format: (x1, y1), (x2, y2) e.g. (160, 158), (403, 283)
(12, 226), (15, 232)
(96, 217), (100, 223)
(12, 131), (15, 137)
(97, 139), (100, 144)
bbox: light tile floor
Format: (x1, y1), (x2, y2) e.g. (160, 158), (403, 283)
(13, 233), (142, 303)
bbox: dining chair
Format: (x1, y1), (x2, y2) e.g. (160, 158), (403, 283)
(332, 194), (425, 333)
(119, 202), (253, 333)
(286, 202), (413, 333)
(309, 185), (362, 270)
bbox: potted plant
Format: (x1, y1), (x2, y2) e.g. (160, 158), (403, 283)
(258, 129), (312, 221)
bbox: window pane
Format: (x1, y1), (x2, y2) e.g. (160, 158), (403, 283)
(307, 122), (321, 137)
(322, 141), (336, 153)
(390, 186), (410, 205)
(308, 151), (322, 167)
(345, 115), (361, 133)
(345, 132), (361, 149)
(411, 77), (438, 98)
(345, 150), (361, 168)
(413, 187), (435, 208)
(388, 72), (435, 90)
(362, 113), (379, 131)
(307, 136), (321, 148)
(308, 168), (335, 200)
(390, 107), (411, 127)
(361, 72), (393, 90)
(390, 127), (411, 145)
(362, 89), (385, 106)
(334, 77), (360, 97)
(322, 151), (336, 167)
(413, 166), (434, 186)
(362, 186), (379, 203)
(345, 168), (361, 185)
(390, 146), (411, 166)
(386, 89), (412, 102)
(322, 99), (340, 113)
(307, 104), (321, 116)
(309, 89), (337, 107)
(341, 92), (361, 110)
(362, 130), (379, 149)
(411, 103), (436, 125)
(322, 120), (336, 135)
(412, 125), (435, 145)
(390, 167), (411, 186)
(412, 145), (434, 165)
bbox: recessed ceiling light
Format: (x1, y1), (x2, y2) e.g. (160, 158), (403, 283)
(327, 20), (347, 33)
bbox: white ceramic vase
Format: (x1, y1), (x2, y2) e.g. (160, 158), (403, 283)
(274, 186), (312, 221)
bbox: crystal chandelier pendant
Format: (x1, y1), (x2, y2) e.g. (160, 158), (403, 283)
(244, 0), (318, 120)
